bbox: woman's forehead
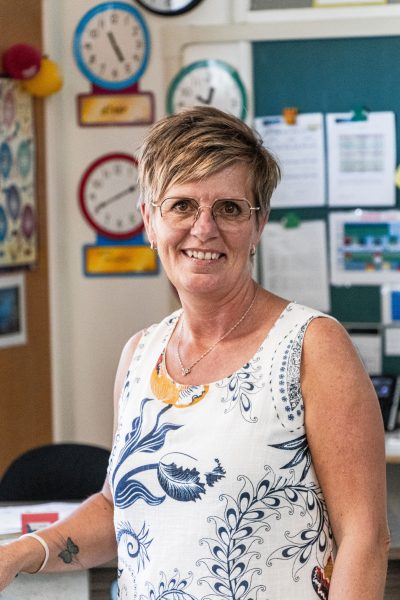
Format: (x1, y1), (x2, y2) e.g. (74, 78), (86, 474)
(163, 163), (253, 197)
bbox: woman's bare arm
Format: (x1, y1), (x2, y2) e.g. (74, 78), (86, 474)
(302, 317), (390, 600)
(0, 331), (143, 591)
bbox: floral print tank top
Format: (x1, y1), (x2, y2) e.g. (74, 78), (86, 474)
(108, 302), (334, 600)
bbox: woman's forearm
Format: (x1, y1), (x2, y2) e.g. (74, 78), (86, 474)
(328, 532), (390, 600)
(0, 491), (117, 591)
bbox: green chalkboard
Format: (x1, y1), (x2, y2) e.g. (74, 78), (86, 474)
(253, 36), (400, 373)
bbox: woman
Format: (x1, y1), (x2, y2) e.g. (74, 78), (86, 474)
(0, 107), (389, 599)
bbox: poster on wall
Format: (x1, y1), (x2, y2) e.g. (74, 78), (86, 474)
(254, 112), (326, 208)
(329, 210), (400, 285)
(0, 273), (27, 349)
(0, 79), (37, 267)
(326, 111), (396, 207)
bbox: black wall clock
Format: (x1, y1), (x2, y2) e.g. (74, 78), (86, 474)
(135, 0), (204, 16)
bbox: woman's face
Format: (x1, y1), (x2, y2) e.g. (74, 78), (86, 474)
(142, 162), (266, 299)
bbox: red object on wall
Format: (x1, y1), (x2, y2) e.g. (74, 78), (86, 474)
(2, 43), (41, 80)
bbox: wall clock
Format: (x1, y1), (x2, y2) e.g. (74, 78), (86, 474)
(79, 153), (143, 240)
(166, 59), (247, 119)
(135, 0), (203, 16)
(73, 2), (150, 91)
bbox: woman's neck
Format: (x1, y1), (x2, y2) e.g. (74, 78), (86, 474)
(177, 280), (258, 343)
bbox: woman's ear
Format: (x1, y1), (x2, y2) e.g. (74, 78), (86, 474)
(254, 212), (268, 245)
(141, 202), (156, 246)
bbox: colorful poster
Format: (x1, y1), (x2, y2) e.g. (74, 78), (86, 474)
(329, 210), (400, 285)
(0, 79), (37, 267)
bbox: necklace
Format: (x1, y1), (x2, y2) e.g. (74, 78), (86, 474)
(176, 287), (258, 376)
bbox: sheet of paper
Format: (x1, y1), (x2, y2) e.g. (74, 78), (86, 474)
(254, 113), (326, 208)
(329, 210), (400, 285)
(326, 111), (396, 207)
(385, 327), (400, 356)
(260, 220), (330, 312)
(0, 502), (80, 537)
(349, 333), (382, 374)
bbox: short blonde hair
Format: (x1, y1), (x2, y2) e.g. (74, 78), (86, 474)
(137, 106), (280, 218)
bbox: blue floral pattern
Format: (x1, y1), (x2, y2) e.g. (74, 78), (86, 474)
(197, 459), (331, 600)
(217, 356), (264, 423)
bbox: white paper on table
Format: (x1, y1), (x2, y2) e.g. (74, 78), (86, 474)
(0, 502), (80, 537)
(254, 113), (326, 208)
(350, 333), (382, 374)
(260, 220), (330, 312)
(329, 210), (400, 285)
(385, 327), (400, 356)
(326, 111), (396, 207)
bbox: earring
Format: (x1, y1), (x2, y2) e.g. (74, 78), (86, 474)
(250, 244), (256, 256)
(150, 240), (157, 250)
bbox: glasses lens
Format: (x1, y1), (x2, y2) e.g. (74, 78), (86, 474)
(213, 199), (251, 226)
(160, 197), (198, 228)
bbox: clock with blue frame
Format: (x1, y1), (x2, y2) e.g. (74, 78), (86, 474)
(73, 1), (150, 91)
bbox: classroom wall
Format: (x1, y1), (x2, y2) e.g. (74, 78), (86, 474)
(43, 0), (234, 448)
(42, 0), (400, 449)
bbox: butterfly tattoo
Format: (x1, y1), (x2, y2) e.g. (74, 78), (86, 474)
(58, 537), (79, 564)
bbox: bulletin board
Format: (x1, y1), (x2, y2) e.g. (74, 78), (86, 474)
(253, 35), (400, 374)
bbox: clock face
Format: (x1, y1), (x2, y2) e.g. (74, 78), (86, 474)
(79, 153), (144, 240)
(167, 59), (247, 119)
(73, 2), (150, 90)
(135, 0), (203, 16)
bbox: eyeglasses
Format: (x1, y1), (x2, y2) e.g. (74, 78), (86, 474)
(151, 197), (260, 230)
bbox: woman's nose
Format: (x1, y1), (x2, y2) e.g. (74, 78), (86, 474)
(191, 205), (218, 236)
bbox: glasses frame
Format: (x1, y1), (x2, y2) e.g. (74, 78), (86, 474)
(151, 197), (260, 228)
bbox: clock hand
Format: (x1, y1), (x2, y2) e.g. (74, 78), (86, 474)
(195, 86), (215, 105)
(107, 31), (124, 63)
(94, 184), (137, 213)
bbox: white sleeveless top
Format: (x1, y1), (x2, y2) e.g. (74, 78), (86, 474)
(108, 302), (334, 600)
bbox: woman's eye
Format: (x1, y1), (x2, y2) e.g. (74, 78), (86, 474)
(171, 199), (192, 213)
(220, 201), (241, 216)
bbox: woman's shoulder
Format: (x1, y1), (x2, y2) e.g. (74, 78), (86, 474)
(263, 294), (335, 335)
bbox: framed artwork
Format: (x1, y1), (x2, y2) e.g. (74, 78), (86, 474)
(0, 79), (37, 268)
(0, 273), (27, 348)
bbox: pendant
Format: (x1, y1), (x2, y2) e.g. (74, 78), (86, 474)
(182, 367), (191, 376)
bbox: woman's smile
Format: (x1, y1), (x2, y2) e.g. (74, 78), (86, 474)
(182, 249), (225, 261)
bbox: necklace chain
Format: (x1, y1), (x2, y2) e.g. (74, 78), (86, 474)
(176, 287), (258, 376)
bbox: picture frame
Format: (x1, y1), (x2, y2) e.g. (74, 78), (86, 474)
(0, 273), (27, 349)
